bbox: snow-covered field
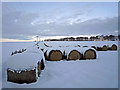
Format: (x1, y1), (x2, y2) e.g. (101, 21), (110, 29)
(2, 41), (119, 88)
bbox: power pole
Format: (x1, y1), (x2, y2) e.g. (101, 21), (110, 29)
(36, 36), (39, 42)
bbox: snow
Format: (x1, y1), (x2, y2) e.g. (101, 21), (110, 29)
(2, 41), (118, 88)
(6, 53), (40, 70)
(80, 47), (97, 55)
(43, 41), (118, 47)
(64, 47), (83, 58)
(46, 47), (64, 56)
(37, 41), (49, 49)
(45, 46), (97, 59)
(6, 45), (45, 70)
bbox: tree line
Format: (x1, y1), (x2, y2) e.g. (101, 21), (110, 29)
(44, 35), (119, 41)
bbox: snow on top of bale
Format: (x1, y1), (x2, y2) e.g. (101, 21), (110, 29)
(81, 47), (96, 55)
(65, 47), (82, 57)
(110, 44), (118, 47)
(46, 47), (64, 56)
(64, 46), (97, 58)
(6, 45), (45, 70)
(37, 41), (50, 49)
(6, 53), (40, 70)
(43, 47), (50, 53)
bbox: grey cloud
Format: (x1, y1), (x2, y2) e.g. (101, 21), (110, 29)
(36, 17), (118, 36)
(2, 3), (118, 40)
(3, 15), (118, 40)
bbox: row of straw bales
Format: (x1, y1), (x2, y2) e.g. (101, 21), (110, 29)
(43, 47), (97, 61)
(11, 48), (26, 56)
(91, 44), (117, 51)
(42, 43), (117, 61)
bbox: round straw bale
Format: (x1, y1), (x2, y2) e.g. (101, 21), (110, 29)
(68, 50), (82, 60)
(84, 49), (96, 59)
(75, 45), (80, 47)
(111, 44), (117, 50)
(96, 47), (102, 51)
(102, 45), (107, 51)
(91, 46), (96, 50)
(48, 50), (63, 61)
(83, 46), (88, 47)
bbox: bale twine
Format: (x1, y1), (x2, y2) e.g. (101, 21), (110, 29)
(84, 49), (96, 59)
(102, 45), (107, 51)
(68, 50), (82, 60)
(47, 50), (63, 61)
(83, 46), (88, 47)
(111, 44), (117, 50)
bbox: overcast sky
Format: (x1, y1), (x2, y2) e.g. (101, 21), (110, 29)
(2, 2), (118, 41)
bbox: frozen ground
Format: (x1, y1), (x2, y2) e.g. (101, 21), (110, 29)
(2, 41), (119, 88)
